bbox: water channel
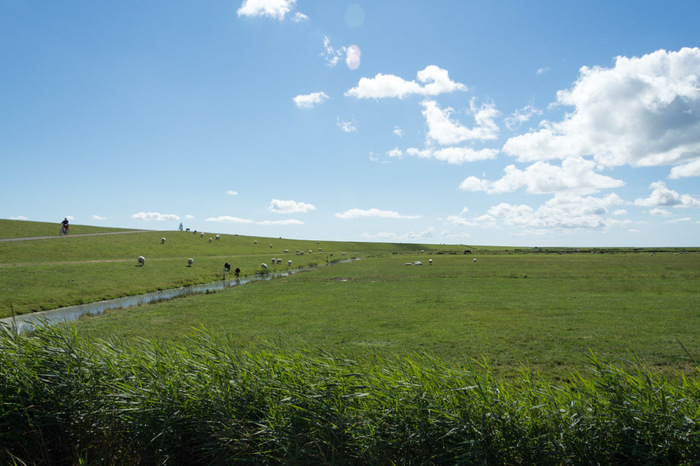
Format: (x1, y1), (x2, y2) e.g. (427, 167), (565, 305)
(1, 261), (354, 334)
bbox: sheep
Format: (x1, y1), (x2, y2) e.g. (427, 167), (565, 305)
(215, 235), (220, 240)
(288, 259), (292, 266)
(404, 262), (413, 266)
(137, 256), (145, 266)
(284, 249), (289, 253)
(270, 244), (273, 248)
(209, 238), (213, 243)
(429, 258), (433, 265)
(187, 258), (194, 267)
(319, 248), (322, 252)
(161, 237), (166, 244)
(271, 258), (276, 264)
(254, 240), (258, 244)
(309, 250), (312, 254)
(277, 258), (282, 264)
(473, 258), (477, 263)
(200, 232), (204, 237)
(261, 263), (268, 269)
(414, 261), (423, 266)
(421, 250), (424, 254)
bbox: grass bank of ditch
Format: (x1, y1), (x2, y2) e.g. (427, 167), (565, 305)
(1, 325), (698, 464)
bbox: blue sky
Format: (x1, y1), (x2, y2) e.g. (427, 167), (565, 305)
(2, 1), (700, 247)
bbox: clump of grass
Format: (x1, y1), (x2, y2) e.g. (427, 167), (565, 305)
(1, 324), (698, 464)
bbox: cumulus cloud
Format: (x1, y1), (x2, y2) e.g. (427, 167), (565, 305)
(269, 199), (316, 214)
(503, 48), (700, 172)
(406, 146), (498, 165)
(293, 91), (329, 109)
(206, 216), (254, 223)
(486, 193), (624, 232)
(505, 104), (542, 131)
(393, 126), (403, 137)
(335, 208), (420, 220)
(237, 0), (299, 20)
(337, 118), (357, 133)
(633, 181), (700, 208)
(226, 190), (238, 196)
(257, 219), (304, 225)
(459, 157), (624, 195)
(670, 158), (700, 179)
(132, 212), (180, 222)
(321, 36), (345, 67)
(345, 65), (467, 99)
(421, 99), (499, 144)
(92, 215), (108, 220)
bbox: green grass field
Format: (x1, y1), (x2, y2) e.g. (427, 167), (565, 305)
(2, 219), (699, 463)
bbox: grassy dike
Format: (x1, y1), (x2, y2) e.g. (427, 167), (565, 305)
(1, 219), (699, 463)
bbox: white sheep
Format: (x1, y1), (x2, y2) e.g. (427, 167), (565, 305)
(404, 262), (413, 266)
(473, 258), (477, 263)
(161, 237), (166, 244)
(284, 249), (289, 253)
(201, 232), (204, 238)
(254, 240), (258, 244)
(429, 258), (433, 265)
(137, 256), (145, 266)
(261, 263), (268, 269)
(414, 261), (423, 266)
(209, 238), (213, 243)
(288, 259), (292, 266)
(215, 235), (220, 240)
(277, 258), (282, 264)
(187, 258), (194, 267)
(271, 258), (276, 264)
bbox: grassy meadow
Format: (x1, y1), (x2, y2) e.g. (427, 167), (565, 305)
(2, 219), (700, 463)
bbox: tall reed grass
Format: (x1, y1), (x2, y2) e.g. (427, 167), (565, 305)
(1, 324), (698, 464)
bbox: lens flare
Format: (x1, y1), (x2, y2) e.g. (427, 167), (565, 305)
(346, 44), (361, 70)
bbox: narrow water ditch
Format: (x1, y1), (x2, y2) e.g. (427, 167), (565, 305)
(2, 260), (357, 333)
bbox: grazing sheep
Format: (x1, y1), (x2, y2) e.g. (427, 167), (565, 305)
(161, 237), (166, 244)
(254, 240), (258, 244)
(187, 258), (194, 267)
(404, 262), (413, 266)
(429, 258), (433, 265)
(270, 244), (273, 248)
(200, 232), (204, 237)
(421, 250), (424, 254)
(319, 248), (322, 252)
(284, 249), (289, 253)
(277, 258), (282, 264)
(414, 261), (423, 266)
(209, 238), (213, 243)
(473, 258), (477, 263)
(271, 258), (276, 264)
(288, 259), (292, 266)
(137, 256), (145, 266)
(261, 263), (268, 269)
(309, 250), (312, 254)
(215, 235), (220, 240)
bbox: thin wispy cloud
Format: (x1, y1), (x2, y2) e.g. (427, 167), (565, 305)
(335, 208), (420, 220)
(132, 212), (181, 222)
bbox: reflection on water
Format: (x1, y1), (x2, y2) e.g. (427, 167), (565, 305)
(2, 261), (353, 333)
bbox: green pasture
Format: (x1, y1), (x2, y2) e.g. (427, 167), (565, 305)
(73, 249), (700, 379)
(0, 219), (453, 316)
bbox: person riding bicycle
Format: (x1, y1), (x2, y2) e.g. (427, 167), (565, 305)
(60, 218), (70, 234)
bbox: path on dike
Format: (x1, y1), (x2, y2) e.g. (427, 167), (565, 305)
(0, 231), (150, 242)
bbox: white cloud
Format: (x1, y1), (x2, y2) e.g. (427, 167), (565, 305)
(345, 65), (467, 99)
(257, 219), (304, 225)
(132, 211), (181, 222)
(269, 199), (316, 214)
(92, 214), (108, 220)
(185, 215), (195, 220)
(237, 0), (298, 20)
(505, 104), (542, 131)
(393, 126), (403, 137)
(321, 36), (345, 67)
(421, 99), (499, 145)
(293, 91), (329, 109)
(206, 216), (254, 224)
(446, 215), (476, 226)
(503, 48), (700, 172)
(291, 12), (308, 22)
(666, 217), (692, 224)
(226, 190), (238, 196)
(10, 215), (28, 220)
(459, 157), (624, 195)
(612, 209), (628, 216)
(335, 208), (420, 220)
(406, 146), (498, 165)
(537, 67), (549, 75)
(337, 118), (357, 133)
(649, 208), (671, 216)
(387, 147), (403, 159)
(486, 193), (625, 232)
(669, 158), (700, 179)
(360, 227), (435, 241)
(633, 181), (700, 208)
